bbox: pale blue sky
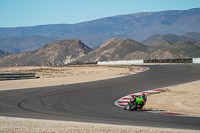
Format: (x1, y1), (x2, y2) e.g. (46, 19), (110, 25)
(0, 0), (200, 27)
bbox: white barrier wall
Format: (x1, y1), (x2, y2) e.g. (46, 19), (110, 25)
(98, 58), (200, 65)
(97, 60), (144, 65)
(193, 58), (200, 63)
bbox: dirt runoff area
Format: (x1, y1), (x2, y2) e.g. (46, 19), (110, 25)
(0, 65), (200, 133)
(145, 81), (200, 116)
(0, 65), (140, 90)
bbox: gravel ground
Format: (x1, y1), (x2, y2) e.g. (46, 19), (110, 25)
(0, 116), (199, 133)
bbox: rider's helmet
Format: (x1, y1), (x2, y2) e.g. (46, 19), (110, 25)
(142, 94), (146, 98)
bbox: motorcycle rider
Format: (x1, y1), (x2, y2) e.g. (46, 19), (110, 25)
(137, 93), (147, 109)
(125, 94), (147, 110)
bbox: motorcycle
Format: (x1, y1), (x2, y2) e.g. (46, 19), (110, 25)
(124, 95), (144, 111)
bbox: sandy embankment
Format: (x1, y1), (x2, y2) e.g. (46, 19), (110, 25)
(145, 81), (200, 116)
(0, 65), (200, 133)
(0, 65), (140, 90)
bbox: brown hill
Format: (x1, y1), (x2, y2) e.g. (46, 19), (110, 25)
(149, 41), (200, 59)
(194, 41), (200, 47)
(76, 38), (148, 63)
(153, 40), (173, 47)
(77, 38), (200, 63)
(1, 38), (200, 67)
(0, 39), (92, 66)
(142, 34), (195, 46)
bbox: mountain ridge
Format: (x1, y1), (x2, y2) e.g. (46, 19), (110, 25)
(0, 35), (56, 53)
(0, 8), (200, 50)
(0, 49), (8, 56)
(142, 33), (197, 46)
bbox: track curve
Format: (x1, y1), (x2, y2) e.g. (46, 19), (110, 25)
(0, 65), (200, 129)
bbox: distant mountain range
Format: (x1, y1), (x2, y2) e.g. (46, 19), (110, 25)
(0, 8), (200, 53)
(1, 38), (200, 66)
(0, 35), (56, 53)
(183, 32), (200, 40)
(0, 49), (7, 57)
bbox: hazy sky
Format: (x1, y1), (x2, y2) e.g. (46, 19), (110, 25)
(1, 0), (200, 27)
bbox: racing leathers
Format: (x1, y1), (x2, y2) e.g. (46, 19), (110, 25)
(131, 94), (147, 109)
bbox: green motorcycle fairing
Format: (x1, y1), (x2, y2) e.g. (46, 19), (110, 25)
(135, 96), (143, 105)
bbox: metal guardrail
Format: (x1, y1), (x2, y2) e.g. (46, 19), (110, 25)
(0, 73), (38, 81)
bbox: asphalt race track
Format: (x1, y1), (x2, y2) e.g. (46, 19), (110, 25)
(0, 65), (200, 130)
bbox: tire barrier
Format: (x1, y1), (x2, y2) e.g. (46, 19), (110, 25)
(0, 73), (38, 81)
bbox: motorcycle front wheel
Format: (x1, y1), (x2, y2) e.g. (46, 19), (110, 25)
(129, 102), (137, 111)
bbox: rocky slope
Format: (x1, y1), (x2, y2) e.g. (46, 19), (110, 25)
(75, 38), (148, 63)
(0, 39), (92, 66)
(77, 38), (200, 63)
(148, 40), (200, 59)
